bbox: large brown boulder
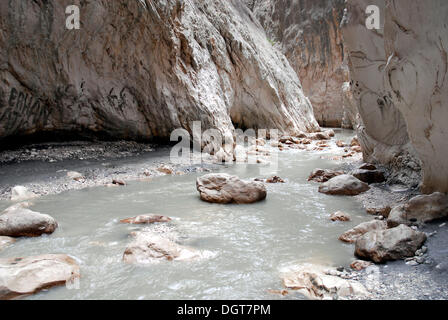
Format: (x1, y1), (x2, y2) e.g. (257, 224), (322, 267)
(0, 205), (58, 237)
(0, 254), (80, 300)
(318, 175), (370, 196)
(196, 173), (267, 204)
(387, 192), (448, 227)
(351, 169), (386, 184)
(308, 169), (344, 183)
(355, 225), (427, 263)
(339, 220), (387, 243)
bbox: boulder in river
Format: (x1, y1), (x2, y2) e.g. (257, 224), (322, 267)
(0, 236), (15, 251)
(366, 206), (392, 218)
(359, 163), (377, 171)
(339, 220), (387, 243)
(10, 186), (38, 202)
(266, 176), (285, 184)
(330, 211), (351, 222)
(318, 175), (370, 196)
(196, 173), (267, 204)
(351, 169), (385, 184)
(308, 169), (344, 183)
(123, 231), (212, 265)
(120, 215), (171, 225)
(0, 205), (58, 237)
(0, 254), (80, 300)
(282, 264), (368, 300)
(388, 192), (448, 227)
(355, 225), (427, 263)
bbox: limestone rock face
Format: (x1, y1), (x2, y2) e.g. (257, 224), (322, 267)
(196, 173), (267, 204)
(0, 254), (80, 300)
(0, 0), (318, 146)
(342, 0), (448, 193)
(245, 0), (351, 128)
(0, 205), (58, 237)
(355, 225), (427, 263)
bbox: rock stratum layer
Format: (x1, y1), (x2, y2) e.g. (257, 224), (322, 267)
(342, 0), (448, 193)
(0, 0), (318, 147)
(245, 0), (350, 128)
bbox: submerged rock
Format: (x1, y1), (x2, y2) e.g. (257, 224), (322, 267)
(0, 236), (15, 251)
(265, 176), (285, 184)
(282, 264), (368, 300)
(120, 215), (171, 225)
(308, 169), (344, 183)
(355, 225), (427, 263)
(123, 231), (211, 265)
(10, 186), (38, 202)
(387, 192), (448, 227)
(330, 211), (351, 222)
(196, 173), (267, 204)
(352, 169), (385, 184)
(339, 220), (387, 243)
(0, 254), (80, 300)
(0, 205), (58, 237)
(318, 175), (370, 196)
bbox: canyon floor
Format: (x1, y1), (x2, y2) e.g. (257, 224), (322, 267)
(0, 131), (447, 300)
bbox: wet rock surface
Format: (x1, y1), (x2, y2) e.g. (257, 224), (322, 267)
(355, 225), (427, 263)
(282, 264), (368, 300)
(319, 174), (370, 196)
(120, 215), (171, 225)
(196, 173), (267, 204)
(0, 254), (80, 300)
(308, 169), (344, 183)
(0, 205), (58, 237)
(339, 220), (387, 243)
(387, 192), (448, 228)
(0, 236), (15, 252)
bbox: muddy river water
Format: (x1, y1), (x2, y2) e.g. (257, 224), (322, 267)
(0, 130), (375, 299)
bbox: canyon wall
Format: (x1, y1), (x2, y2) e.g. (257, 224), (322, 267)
(0, 0), (319, 147)
(342, 0), (448, 193)
(245, 0), (351, 128)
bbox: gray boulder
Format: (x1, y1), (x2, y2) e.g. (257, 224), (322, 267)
(196, 173), (267, 204)
(388, 192), (448, 227)
(339, 220), (387, 243)
(355, 225), (427, 263)
(0, 205), (58, 237)
(318, 175), (370, 196)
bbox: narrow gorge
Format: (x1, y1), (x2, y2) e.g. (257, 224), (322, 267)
(0, 0), (447, 302)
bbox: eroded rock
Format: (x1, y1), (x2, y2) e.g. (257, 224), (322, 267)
(330, 211), (351, 222)
(0, 254), (80, 300)
(387, 192), (448, 227)
(196, 173), (267, 204)
(350, 260), (373, 271)
(282, 264), (368, 300)
(308, 169), (344, 183)
(339, 220), (387, 243)
(0, 205), (58, 237)
(352, 169), (385, 184)
(123, 231), (211, 265)
(319, 175), (370, 196)
(355, 225), (427, 263)
(120, 215), (171, 225)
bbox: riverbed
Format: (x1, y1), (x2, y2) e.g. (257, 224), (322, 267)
(0, 130), (446, 300)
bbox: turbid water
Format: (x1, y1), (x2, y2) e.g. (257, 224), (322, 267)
(0, 130), (374, 300)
